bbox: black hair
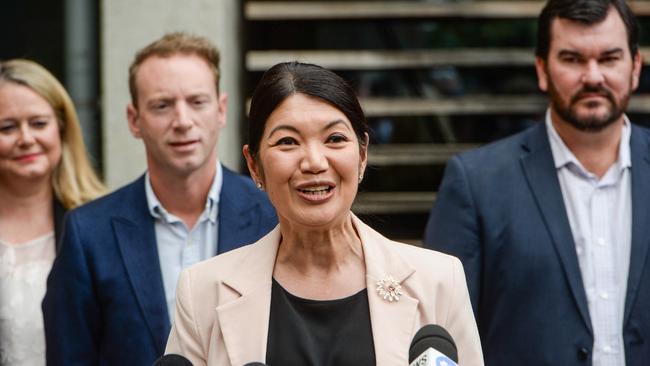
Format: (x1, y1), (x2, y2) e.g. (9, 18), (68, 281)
(247, 61), (368, 159)
(536, 0), (639, 59)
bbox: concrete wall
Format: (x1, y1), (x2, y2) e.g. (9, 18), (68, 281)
(101, 0), (243, 189)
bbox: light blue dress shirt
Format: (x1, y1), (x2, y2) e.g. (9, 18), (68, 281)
(145, 163), (223, 322)
(546, 112), (631, 366)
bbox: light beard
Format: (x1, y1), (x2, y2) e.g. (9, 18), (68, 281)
(547, 78), (630, 133)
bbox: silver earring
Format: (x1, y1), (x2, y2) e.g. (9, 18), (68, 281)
(358, 174), (364, 184)
(256, 182), (263, 190)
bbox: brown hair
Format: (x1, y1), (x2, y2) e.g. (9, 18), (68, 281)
(128, 32), (221, 107)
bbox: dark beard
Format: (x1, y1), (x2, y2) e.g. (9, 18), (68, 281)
(547, 79), (629, 132)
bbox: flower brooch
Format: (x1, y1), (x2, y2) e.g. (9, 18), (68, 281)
(376, 275), (403, 302)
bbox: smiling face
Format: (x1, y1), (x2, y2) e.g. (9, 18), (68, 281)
(127, 53), (227, 178)
(244, 93), (368, 230)
(535, 7), (642, 132)
(0, 82), (62, 185)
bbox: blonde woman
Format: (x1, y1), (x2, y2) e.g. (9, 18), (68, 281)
(0, 59), (105, 365)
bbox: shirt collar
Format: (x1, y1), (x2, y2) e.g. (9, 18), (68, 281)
(145, 162), (223, 224)
(545, 109), (632, 172)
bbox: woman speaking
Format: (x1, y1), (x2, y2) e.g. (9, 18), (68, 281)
(166, 62), (483, 365)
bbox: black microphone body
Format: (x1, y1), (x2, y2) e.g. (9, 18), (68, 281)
(152, 354), (193, 366)
(409, 324), (458, 365)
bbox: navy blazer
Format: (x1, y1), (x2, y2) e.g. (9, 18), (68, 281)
(43, 167), (277, 365)
(424, 123), (650, 365)
(53, 199), (66, 251)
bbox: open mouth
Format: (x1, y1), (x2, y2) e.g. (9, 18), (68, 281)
(169, 140), (199, 152)
(299, 185), (333, 196)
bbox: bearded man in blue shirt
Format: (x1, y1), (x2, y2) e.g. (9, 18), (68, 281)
(425, 1), (650, 365)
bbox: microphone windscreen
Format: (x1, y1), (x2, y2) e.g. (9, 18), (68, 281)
(409, 324), (458, 363)
(152, 354), (193, 366)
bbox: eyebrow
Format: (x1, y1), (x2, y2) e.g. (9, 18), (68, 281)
(267, 124), (299, 138)
(30, 114), (55, 119)
(185, 92), (213, 100)
(557, 49), (581, 58)
(557, 48), (624, 58)
(324, 119), (351, 131)
(601, 48), (625, 57)
(0, 114), (54, 122)
(145, 97), (173, 106)
(267, 119), (351, 139)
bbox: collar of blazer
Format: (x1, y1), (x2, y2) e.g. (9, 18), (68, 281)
(215, 213), (419, 366)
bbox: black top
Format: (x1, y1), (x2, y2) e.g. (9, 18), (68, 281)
(266, 279), (376, 366)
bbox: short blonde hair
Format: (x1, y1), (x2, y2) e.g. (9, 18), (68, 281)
(128, 32), (221, 107)
(0, 59), (106, 209)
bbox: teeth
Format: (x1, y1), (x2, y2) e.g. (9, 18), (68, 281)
(301, 185), (331, 194)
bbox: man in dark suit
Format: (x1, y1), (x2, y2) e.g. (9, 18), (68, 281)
(424, 1), (649, 365)
(42, 33), (277, 365)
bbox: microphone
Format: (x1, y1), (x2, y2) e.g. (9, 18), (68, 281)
(152, 354), (193, 366)
(409, 324), (458, 366)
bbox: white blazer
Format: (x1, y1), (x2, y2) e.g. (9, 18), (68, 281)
(166, 215), (484, 365)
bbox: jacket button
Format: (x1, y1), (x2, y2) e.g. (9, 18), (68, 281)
(577, 347), (589, 361)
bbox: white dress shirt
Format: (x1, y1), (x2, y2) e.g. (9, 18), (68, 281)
(546, 112), (632, 366)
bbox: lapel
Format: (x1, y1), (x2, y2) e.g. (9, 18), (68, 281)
(214, 216), (419, 365)
(624, 125), (650, 324)
(218, 167), (259, 254)
(112, 176), (170, 354)
(353, 215), (419, 366)
(53, 199), (66, 253)
(519, 123), (592, 334)
(216, 227), (281, 366)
